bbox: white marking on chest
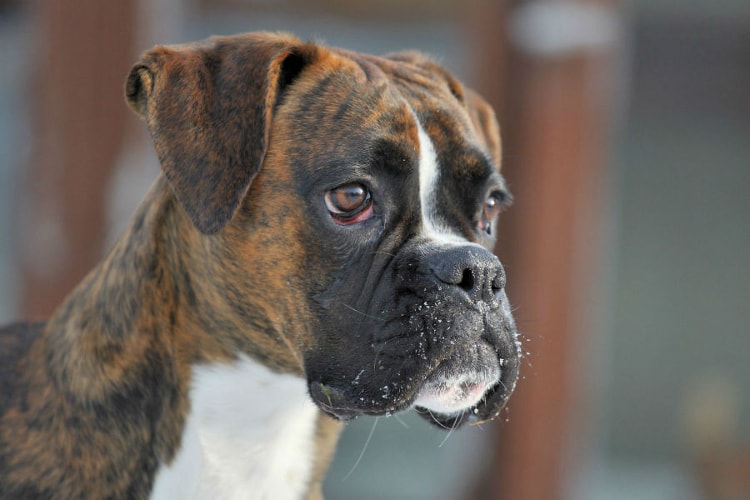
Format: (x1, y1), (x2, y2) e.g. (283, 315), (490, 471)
(150, 356), (318, 500)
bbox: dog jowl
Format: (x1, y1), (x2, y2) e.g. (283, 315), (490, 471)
(0, 32), (520, 499)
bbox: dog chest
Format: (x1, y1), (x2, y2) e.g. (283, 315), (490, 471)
(150, 356), (319, 500)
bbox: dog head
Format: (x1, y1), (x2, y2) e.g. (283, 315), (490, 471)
(126, 32), (520, 428)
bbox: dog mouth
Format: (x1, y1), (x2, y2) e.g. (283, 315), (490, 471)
(307, 330), (520, 426)
(306, 248), (521, 425)
(414, 372), (499, 416)
(412, 339), (501, 414)
(413, 299), (521, 428)
(414, 346), (519, 428)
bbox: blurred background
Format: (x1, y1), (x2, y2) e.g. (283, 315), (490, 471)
(0, 0), (748, 498)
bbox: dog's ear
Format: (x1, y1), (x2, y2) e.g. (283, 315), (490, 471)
(126, 33), (315, 234)
(465, 89), (502, 170)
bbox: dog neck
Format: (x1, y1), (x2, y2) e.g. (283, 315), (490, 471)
(46, 176), (300, 380)
(35, 177), (339, 497)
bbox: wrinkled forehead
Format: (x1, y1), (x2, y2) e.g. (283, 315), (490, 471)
(277, 49), (497, 181)
(342, 49), (486, 149)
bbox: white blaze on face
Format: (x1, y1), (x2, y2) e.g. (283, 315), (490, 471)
(411, 112), (504, 416)
(415, 116), (471, 246)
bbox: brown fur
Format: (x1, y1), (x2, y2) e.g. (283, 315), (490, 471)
(0, 32), (338, 499)
(1, 31), (508, 498)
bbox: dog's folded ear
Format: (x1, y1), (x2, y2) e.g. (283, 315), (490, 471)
(126, 32), (316, 234)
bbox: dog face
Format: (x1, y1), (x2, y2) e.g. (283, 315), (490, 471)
(127, 33), (519, 428)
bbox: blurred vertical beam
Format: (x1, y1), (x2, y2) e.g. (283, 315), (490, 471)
(466, 1), (620, 498)
(20, 0), (136, 319)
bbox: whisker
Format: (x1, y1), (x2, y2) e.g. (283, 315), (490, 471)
(342, 303), (385, 322)
(438, 415), (460, 448)
(392, 413), (410, 429)
(424, 409), (453, 431)
(342, 417), (379, 482)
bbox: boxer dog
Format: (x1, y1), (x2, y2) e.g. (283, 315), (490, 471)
(0, 32), (520, 499)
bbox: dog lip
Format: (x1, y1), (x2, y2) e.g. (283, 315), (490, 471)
(307, 379), (417, 420)
(306, 305), (519, 421)
(413, 369), (500, 415)
(414, 326), (521, 428)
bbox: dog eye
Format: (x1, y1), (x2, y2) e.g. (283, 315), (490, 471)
(478, 191), (509, 236)
(325, 183), (373, 225)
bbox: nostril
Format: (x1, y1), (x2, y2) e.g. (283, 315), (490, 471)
(458, 268), (474, 292)
(491, 267), (506, 294)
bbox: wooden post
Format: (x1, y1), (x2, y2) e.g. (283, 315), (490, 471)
(466, 1), (620, 498)
(20, 0), (136, 319)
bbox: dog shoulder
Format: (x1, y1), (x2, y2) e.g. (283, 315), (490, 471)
(0, 322), (46, 496)
(0, 322), (44, 411)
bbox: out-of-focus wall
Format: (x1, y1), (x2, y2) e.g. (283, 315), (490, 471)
(584, 2), (750, 498)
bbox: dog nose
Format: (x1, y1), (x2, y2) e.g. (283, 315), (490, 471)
(428, 245), (506, 302)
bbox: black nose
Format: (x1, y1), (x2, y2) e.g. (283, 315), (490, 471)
(428, 245), (506, 302)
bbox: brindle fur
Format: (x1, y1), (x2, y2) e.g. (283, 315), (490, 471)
(0, 32), (516, 498)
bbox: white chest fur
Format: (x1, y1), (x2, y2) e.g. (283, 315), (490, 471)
(150, 356), (319, 500)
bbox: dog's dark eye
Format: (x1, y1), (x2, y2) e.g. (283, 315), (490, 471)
(325, 183), (373, 225)
(478, 191), (508, 236)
